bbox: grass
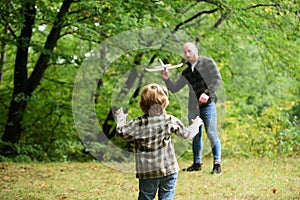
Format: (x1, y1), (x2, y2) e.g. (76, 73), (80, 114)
(1, 157), (299, 200)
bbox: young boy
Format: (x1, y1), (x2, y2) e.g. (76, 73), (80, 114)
(115, 83), (202, 200)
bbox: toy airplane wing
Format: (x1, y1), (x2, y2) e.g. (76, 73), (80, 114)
(145, 59), (183, 72)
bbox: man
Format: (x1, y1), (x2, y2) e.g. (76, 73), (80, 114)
(161, 42), (222, 174)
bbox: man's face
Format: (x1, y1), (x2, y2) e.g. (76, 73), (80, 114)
(183, 44), (198, 63)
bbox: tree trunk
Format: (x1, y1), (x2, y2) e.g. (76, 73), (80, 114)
(1, 0), (73, 147)
(2, 1), (36, 144)
(0, 38), (6, 83)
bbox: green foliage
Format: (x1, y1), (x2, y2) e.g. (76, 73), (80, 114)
(276, 126), (299, 155)
(290, 101), (300, 123)
(223, 100), (300, 158)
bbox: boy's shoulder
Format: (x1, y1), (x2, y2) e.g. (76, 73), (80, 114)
(164, 113), (180, 122)
(135, 113), (175, 121)
(133, 113), (178, 120)
(132, 114), (170, 125)
(133, 114), (149, 123)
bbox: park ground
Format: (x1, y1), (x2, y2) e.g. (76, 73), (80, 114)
(1, 157), (299, 200)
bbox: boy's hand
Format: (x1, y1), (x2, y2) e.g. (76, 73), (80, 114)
(115, 108), (127, 127)
(191, 116), (203, 127)
(185, 116), (203, 139)
(115, 108), (124, 116)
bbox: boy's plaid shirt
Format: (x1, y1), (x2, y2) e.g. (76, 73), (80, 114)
(116, 113), (200, 179)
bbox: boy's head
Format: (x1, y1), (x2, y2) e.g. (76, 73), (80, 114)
(139, 83), (169, 116)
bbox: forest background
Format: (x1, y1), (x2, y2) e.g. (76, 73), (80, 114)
(0, 0), (299, 163)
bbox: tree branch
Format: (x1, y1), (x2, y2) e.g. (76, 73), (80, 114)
(5, 24), (18, 40)
(27, 0), (73, 93)
(212, 12), (227, 29)
(174, 8), (219, 31)
(243, 3), (280, 10)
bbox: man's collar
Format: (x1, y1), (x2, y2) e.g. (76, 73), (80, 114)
(190, 59), (199, 72)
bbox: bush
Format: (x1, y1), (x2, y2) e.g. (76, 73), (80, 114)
(222, 100), (299, 158)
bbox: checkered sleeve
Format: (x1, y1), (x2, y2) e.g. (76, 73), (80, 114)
(168, 115), (202, 139)
(116, 116), (135, 141)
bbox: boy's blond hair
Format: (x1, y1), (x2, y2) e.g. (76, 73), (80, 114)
(139, 83), (169, 116)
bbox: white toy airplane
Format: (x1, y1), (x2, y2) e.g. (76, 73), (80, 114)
(145, 59), (183, 72)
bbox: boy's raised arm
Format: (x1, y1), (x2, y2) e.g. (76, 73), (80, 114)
(169, 116), (203, 139)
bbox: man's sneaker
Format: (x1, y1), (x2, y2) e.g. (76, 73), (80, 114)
(211, 163), (222, 174)
(183, 163), (202, 172)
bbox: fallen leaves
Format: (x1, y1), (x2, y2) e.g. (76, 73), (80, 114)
(3, 175), (10, 181)
(56, 194), (67, 200)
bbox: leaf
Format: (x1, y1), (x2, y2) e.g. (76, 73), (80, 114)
(57, 194), (68, 200)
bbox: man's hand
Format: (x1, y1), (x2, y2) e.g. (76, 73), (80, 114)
(199, 93), (209, 104)
(161, 69), (169, 80)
